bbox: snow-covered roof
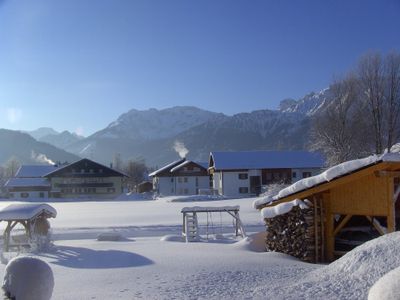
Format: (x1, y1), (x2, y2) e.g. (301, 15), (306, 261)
(209, 151), (324, 171)
(149, 159), (185, 176)
(170, 160), (208, 173)
(43, 158), (128, 177)
(5, 177), (50, 188)
(15, 165), (59, 178)
(254, 152), (400, 209)
(0, 203), (57, 221)
(261, 199), (310, 219)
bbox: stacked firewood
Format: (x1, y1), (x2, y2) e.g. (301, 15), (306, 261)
(264, 205), (316, 262)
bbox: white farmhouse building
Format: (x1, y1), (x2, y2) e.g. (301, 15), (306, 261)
(150, 159), (210, 196)
(208, 151), (324, 198)
(5, 165), (59, 200)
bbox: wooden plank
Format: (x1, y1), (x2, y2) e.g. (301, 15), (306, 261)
(375, 170), (400, 178)
(333, 214), (352, 237)
(326, 212), (334, 262)
(319, 196), (325, 262)
(388, 178), (396, 232)
(314, 196), (319, 263)
(366, 216), (386, 236)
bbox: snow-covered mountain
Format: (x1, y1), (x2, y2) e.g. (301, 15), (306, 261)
(65, 105), (315, 166)
(13, 88), (330, 167)
(0, 129), (80, 165)
(93, 106), (221, 140)
(39, 131), (84, 149)
(25, 127), (59, 140)
(278, 88), (332, 116)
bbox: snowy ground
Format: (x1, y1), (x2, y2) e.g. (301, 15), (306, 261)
(0, 195), (397, 299)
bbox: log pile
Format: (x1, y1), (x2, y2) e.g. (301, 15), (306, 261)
(264, 205), (318, 263)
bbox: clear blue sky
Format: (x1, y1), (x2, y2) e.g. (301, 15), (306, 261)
(0, 0), (399, 136)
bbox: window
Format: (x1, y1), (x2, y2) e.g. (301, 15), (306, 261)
(302, 172), (312, 178)
(9, 193), (14, 198)
(171, 177), (174, 182)
(178, 177), (182, 183)
(292, 172), (297, 178)
(238, 173), (248, 180)
(107, 188), (116, 193)
(21, 192), (29, 198)
(184, 177), (188, 183)
(39, 192), (45, 198)
(184, 188), (188, 194)
(239, 187), (248, 194)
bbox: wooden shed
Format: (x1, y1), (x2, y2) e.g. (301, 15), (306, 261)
(255, 153), (400, 263)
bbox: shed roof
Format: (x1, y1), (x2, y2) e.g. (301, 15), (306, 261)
(5, 178), (50, 188)
(15, 165), (59, 178)
(209, 151), (324, 171)
(253, 152), (400, 209)
(0, 203), (57, 221)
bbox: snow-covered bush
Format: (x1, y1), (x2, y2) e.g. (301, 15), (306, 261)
(2, 256), (54, 300)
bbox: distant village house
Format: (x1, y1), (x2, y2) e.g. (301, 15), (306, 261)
(208, 151), (324, 198)
(150, 159), (210, 196)
(5, 158), (128, 199)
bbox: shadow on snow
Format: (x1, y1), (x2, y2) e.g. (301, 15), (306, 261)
(38, 245), (154, 269)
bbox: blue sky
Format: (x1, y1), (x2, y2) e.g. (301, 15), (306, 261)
(0, 0), (399, 136)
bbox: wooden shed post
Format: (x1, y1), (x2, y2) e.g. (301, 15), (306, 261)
(387, 178), (396, 232)
(325, 212), (334, 262)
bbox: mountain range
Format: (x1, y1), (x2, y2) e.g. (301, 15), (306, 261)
(0, 88), (332, 168)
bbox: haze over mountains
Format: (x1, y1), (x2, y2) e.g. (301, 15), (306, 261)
(0, 89), (332, 167)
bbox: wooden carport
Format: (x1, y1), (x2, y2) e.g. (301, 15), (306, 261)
(256, 157), (400, 262)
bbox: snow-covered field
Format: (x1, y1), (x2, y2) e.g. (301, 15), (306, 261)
(0, 196), (398, 299)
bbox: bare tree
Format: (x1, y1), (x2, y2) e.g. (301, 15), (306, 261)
(384, 52), (400, 152)
(311, 75), (370, 166)
(4, 157), (21, 178)
(357, 52), (400, 153)
(123, 159), (148, 191)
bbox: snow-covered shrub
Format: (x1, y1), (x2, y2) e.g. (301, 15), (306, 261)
(97, 232), (124, 241)
(2, 256), (54, 300)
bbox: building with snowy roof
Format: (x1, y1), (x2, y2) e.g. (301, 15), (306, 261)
(254, 153), (400, 263)
(5, 165), (59, 200)
(150, 159), (210, 196)
(44, 158), (128, 198)
(208, 151), (324, 198)
(5, 159), (128, 200)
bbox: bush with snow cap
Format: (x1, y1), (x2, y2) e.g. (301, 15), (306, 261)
(2, 256), (54, 300)
(368, 266), (400, 300)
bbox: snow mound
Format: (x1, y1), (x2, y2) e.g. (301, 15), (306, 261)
(261, 199), (309, 219)
(2, 256), (54, 300)
(232, 231), (267, 252)
(254, 232), (400, 299)
(369, 266), (400, 300)
(97, 232), (124, 241)
(160, 235), (184, 242)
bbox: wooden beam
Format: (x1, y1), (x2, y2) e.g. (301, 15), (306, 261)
(333, 214), (352, 237)
(388, 178), (396, 232)
(319, 196), (325, 262)
(313, 196), (319, 263)
(366, 216), (386, 236)
(326, 212), (334, 262)
(375, 170), (400, 178)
